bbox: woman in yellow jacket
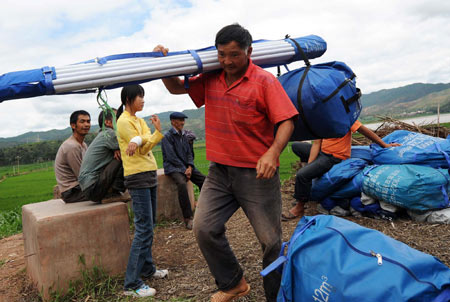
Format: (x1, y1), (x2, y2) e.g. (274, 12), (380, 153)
(116, 84), (168, 298)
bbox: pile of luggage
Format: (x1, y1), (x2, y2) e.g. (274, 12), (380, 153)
(310, 130), (450, 224)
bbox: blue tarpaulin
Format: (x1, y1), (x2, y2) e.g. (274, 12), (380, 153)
(0, 35), (327, 103)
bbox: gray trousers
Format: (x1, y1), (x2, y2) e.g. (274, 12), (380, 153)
(168, 169), (205, 219)
(193, 162), (282, 302)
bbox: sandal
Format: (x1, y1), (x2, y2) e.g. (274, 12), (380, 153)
(281, 212), (300, 221)
(211, 284), (251, 302)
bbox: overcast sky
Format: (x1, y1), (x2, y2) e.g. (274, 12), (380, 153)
(0, 0), (449, 138)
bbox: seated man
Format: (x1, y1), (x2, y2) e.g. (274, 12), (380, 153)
(78, 110), (128, 203)
(161, 112), (205, 230)
(282, 121), (401, 220)
(55, 110), (91, 203)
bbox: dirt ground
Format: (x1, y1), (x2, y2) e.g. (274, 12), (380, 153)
(2, 178), (450, 302)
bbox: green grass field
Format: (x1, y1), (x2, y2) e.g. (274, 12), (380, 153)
(0, 163), (57, 238)
(151, 141), (299, 180)
(0, 161), (53, 179)
(0, 169), (55, 212)
(0, 142), (299, 239)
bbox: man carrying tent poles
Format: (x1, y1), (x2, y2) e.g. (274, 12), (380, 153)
(153, 23), (298, 302)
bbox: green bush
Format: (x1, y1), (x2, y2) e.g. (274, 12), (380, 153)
(0, 208), (22, 239)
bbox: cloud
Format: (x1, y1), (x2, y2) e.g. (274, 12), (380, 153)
(1, 0), (449, 137)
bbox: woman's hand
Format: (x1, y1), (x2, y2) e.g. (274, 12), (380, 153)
(126, 142), (138, 156)
(150, 115), (161, 132)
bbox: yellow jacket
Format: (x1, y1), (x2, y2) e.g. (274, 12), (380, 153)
(117, 111), (163, 177)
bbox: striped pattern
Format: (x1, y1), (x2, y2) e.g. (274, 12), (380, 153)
(188, 61), (298, 168)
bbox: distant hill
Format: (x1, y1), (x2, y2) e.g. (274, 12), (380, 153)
(360, 83), (450, 119)
(2, 82), (450, 148)
(0, 107), (205, 149)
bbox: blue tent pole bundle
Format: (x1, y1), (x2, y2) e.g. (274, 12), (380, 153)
(0, 35), (326, 103)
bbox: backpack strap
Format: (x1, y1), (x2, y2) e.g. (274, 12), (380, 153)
(286, 35), (311, 67)
(260, 217), (317, 277)
(340, 88), (362, 113)
(322, 73), (356, 103)
(296, 65), (321, 138)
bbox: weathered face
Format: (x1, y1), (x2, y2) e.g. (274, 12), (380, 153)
(130, 95), (145, 112)
(217, 41), (252, 80)
(171, 118), (185, 132)
(71, 114), (91, 136)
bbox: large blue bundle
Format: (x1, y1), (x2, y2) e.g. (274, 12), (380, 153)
(362, 164), (450, 211)
(262, 215), (450, 302)
(372, 130), (450, 168)
(350, 145), (373, 162)
(327, 171), (364, 199)
(0, 35), (327, 103)
(310, 158), (368, 201)
(278, 61), (361, 141)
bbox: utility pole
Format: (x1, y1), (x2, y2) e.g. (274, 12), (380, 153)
(437, 99), (440, 137)
(16, 156), (20, 175)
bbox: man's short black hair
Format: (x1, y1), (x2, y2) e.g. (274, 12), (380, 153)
(215, 23), (252, 49)
(98, 108), (116, 130)
(69, 110), (90, 133)
(70, 110), (90, 125)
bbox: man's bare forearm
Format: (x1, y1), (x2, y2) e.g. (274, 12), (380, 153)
(162, 77), (187, 95)
(269, 119), (294, 156)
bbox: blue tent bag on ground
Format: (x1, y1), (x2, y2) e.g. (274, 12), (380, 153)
(261, 215), (450, 302)
(278, 61), (362, 141)
(362, 164), (450, 211)
(327, 171), (364, 199)
(351, 145), (373, 162)
(310, 158), (368, 201)
(372, 130), (450, 168)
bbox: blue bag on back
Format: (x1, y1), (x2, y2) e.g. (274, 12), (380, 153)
(362, 164), (450, 211)
(278, 61), (362, 141)
(372, 130), (450, 168)
(261, 215), (450, 302)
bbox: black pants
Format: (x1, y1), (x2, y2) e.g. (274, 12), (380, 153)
(292, 142), (342, 201)
(168, 168), (205, 218)
(83, 159), (125, 203)
(61, 185), (88, 203)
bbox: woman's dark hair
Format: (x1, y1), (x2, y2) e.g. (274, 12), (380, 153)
(117, 84), (145, 119)
(215, 23), (252, 49)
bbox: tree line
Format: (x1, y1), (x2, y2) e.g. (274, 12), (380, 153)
(0, 134), (96, 167)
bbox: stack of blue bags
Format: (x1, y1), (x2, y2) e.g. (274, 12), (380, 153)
(310, 130), (450, 221)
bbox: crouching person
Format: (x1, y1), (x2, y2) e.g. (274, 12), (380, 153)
(78, 110), (128, 203)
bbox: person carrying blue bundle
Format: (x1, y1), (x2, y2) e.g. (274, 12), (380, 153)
(282, 121), (400, 220)
(154, 23), (298, 302)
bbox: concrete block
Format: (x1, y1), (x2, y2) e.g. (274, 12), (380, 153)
(22, 199), (131, 299)
(156, 169), (195, 221)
